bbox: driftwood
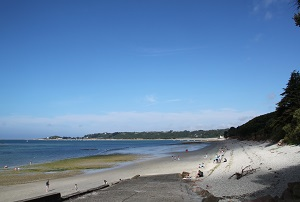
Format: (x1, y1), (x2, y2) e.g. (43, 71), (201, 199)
(229, 165), (259, 180)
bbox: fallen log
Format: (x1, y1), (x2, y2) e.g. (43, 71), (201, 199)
(229, 165), (259, 180)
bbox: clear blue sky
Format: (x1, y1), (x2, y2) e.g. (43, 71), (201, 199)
(0, 0), (299, 139)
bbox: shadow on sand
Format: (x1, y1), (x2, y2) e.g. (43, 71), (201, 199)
(249, 164), (300, 198)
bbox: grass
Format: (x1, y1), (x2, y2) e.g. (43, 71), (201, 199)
(0, 154), (139, 186)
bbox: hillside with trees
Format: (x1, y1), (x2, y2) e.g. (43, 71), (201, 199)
(225, 70), (300, 144)
(84, 129), (226, 139)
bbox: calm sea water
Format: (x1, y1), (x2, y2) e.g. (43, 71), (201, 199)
(0, 139), (208, 168)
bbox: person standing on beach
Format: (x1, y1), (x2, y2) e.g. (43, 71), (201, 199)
(46, 180), (49, 192)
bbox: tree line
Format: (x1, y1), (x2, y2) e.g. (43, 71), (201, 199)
(84, 129), (227, 139)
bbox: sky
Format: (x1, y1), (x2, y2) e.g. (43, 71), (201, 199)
(0, 0), (299, 139)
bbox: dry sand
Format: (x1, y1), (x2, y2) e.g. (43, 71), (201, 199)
(0, 139), (300, 202)
(193, 139), (300, 201)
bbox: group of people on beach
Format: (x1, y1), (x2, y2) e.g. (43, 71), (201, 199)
(171, 155), (180, 161)
(45, 180), (79, 193)
(4, 161), (33, 171)
(213, 146), (228, 164)
(196, 146), (228, 179)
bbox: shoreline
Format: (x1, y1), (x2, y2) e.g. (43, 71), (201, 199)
(0, 138), (211, 169)
(1, 139), (299, 201)
(0, 140), (218, 201)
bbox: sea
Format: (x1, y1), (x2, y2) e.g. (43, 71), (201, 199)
(0, 139), (209, 169)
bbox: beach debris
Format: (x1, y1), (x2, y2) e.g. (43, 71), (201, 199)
(181, 171), (190, 178)
(277, 139), (285, 146)
(229, 165), (259, 180)
(131, 175), (140, 179)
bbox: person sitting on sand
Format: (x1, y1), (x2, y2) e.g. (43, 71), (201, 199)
(197, 170), (204, 178)
(213, 155), (221, 163)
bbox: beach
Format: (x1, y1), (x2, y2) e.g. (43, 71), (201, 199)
(1, 139), (300, 201)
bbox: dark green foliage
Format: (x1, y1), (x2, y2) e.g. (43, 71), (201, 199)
(225, 112), (276, 141)
(84, 129), (227, 139)
(275, 70), (300, 143)
(283, 109), (300, 144)
(294, 0), (300, 27)
(295, 13), (300, 27)
(48, 135), (61, 139)
(276, 70), (300, 118)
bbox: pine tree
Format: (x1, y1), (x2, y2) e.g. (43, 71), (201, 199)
(276, 70), (300, 143)
(276, 70), (300, 117)
(294, 0), (300, 27)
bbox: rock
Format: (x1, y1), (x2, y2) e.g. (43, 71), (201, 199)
(249, 195), (276, 202)
(281, 182), (300, 200)
(131, 175), (140, 179)
(202, 195), (219, 202)
(277, 139), (284, 146)
(288, 182), (300, 190)
(181, 171), (190, 178)
(281, 187), (293, 200)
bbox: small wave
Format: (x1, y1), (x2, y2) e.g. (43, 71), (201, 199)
(99, 146), (132, 154)
(81, 148), (98, 151)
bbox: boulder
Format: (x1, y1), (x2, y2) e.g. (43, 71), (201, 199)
(293, 183), (300, 198)
(202, 195), (219, 202)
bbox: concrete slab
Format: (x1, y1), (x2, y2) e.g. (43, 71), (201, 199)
(64, 173), (202, 202)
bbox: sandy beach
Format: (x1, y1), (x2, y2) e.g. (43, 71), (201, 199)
(1, 139), (300, 201)
(191, 139), (300, 201)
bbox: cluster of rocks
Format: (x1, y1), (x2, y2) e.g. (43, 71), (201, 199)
(251, 182), (300, 202)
